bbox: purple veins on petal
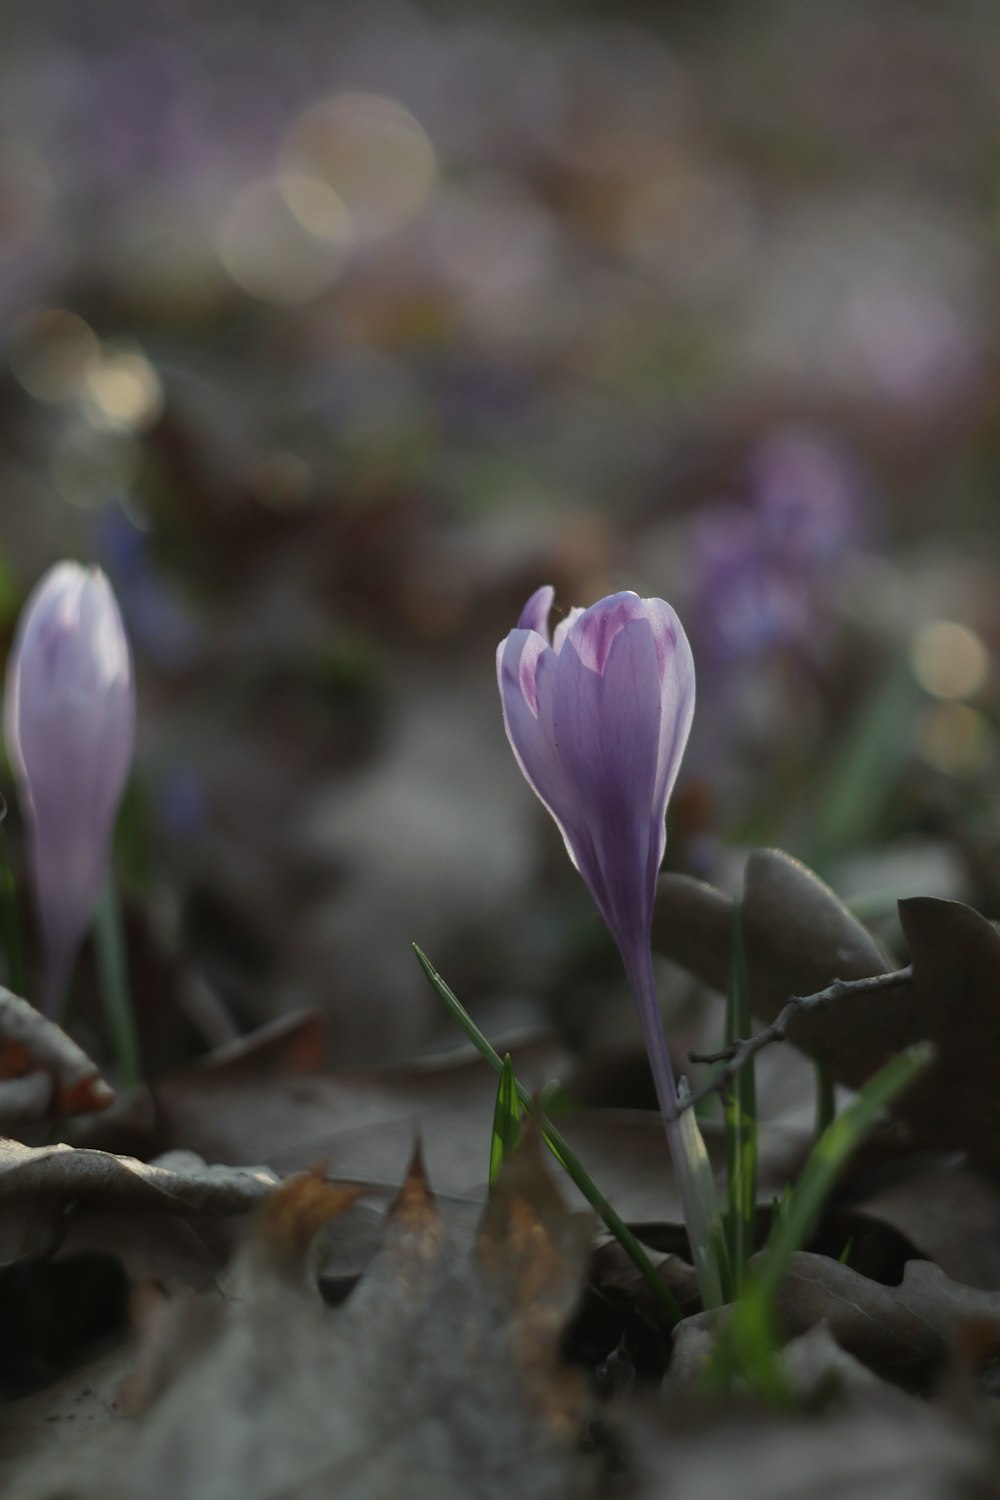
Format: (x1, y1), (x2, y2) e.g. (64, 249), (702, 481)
(497, 586), (695, 951)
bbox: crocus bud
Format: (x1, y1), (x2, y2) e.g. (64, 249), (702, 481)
(497, 587), (695, 962)
(499, 588), (725, 1306)
(4, 563), (135, 1011)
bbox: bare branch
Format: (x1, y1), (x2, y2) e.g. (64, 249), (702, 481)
(663, 965), (914, 1122)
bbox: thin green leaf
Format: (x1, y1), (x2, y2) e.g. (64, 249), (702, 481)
(754, 1041), (933, 1299)
(814, 1052), (836, 1139)
(723, 899), (756, 1293)
(413, 943), (683, 1324)
(706, 1042), (932, 1400)
(95, 876), (141, 1089)
(0, 797), (27, 998)
(488, 1053), (521, 1189)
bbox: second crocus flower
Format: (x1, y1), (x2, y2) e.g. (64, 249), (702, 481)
(4, 563), (135, 1013)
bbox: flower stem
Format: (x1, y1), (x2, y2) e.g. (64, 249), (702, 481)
(626, 940), (726, 1308)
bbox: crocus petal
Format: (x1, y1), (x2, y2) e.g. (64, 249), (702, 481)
(637, 597), (696, 887)
(551, 606), (585, 654)
(552, 614), (663, 945)
(498, 587), (696, 953)
(516, 584), (554, 639)
(4, 563), (135, 1008)
(496, 629), (583, 856)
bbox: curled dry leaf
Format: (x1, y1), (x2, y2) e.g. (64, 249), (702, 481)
(0, 985), (114, 1127)
(18, 1140), (595, 1500)
(0, 1140), (277, 1270)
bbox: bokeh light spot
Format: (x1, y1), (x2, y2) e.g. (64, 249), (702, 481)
(280, 93), (436, 246)
(83, 345), (164, 432)
(910, 619), (989, 701)
(915, 702), (994, 778)
(10, 308), (99, 402)
(215, 178), (348, 303)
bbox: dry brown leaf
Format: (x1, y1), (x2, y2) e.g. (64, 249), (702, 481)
(775, 1251), (1000, 1385)
(0, 987), (114, 1127)
(89, 1031), (810, 1281)
(623, 1384), (991, 1500)
(656, 852), (1000, 1166)
(892, 898), (1000, 1166)
(17, 1144), (595, 1500)
(653, 848), (892, 1021)
(846, 1156), (1000, 1292)
(0, 1141), (277, 1269)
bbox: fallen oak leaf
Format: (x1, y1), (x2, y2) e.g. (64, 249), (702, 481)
(36, 1138), (596, 1500)
(671, 1250), (1000, 1391)
(775, 1251), (1000, 1388)
(0, 986), (114, 1125)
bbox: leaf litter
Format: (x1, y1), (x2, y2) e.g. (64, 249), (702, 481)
(6, 853), (1000, 1496)
(2, 1139), (598, 1500)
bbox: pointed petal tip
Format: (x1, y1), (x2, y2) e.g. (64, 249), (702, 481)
(516, 584), (555, 638)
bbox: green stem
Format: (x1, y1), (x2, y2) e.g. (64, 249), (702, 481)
(95, 876), (141, 1089)
(413, 944), (683, 1324)
(0, 818), (27, 998)
(814, 1052), (836, 1140)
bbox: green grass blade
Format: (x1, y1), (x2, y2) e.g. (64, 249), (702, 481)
(489, 1053), (522, 1189)
(814, 1052), (836, 1139)
(754, 1041), (932, 1299)
(723, 900), (756, 1293)
(0, 798), (27, 998)
(706, 1041), (933, 1399)
(413, 943), (684, 1324)
(95, 876), (141, 1089)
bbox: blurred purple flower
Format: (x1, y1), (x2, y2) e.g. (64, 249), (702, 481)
(689, 429), (870, 667)
(498, 587), (723, 1303)
(749, 428), (865, 568)
(4, 563), (135, 1011)
(688, 505), (808, 664)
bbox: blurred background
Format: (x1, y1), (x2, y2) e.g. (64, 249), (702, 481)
(2, 0), (999, 1078)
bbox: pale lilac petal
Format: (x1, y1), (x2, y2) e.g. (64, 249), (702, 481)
(638, 597), (696, 881)
(553, 615), (663, 943)
(497, 585), (696, 951)
(562, 591), (648, 674)
(552, 606), (585, 654)
(497, 630), (575, 835)
(516, 584), (554, 639)
(4, 563), (135, 1009)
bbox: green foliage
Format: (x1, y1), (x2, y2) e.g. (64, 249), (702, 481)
(0, 800), (27, 998)
(413, 944), (683, 1324)
(488, 1054), (522, 1190)
(723, 901), (756, 1295)
(704, 1042), (934, 1398)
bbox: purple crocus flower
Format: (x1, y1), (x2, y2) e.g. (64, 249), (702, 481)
(4, 564), (135, 1012)
(498, 587), (722, 1302)
(498, 588), (694, 962)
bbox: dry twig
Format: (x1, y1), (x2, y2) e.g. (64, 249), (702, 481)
(664, 966), (914, 1122)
